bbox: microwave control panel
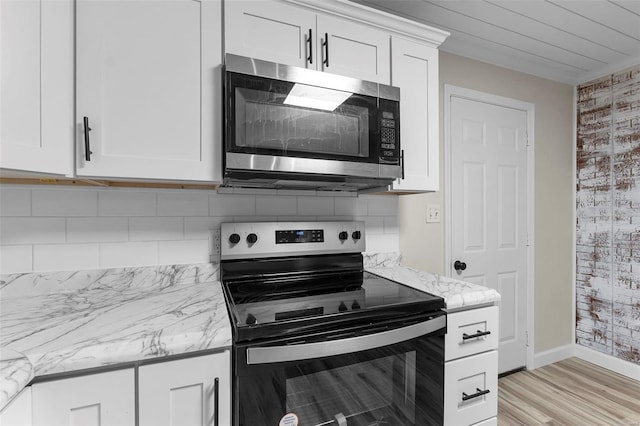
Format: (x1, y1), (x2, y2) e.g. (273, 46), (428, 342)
(379, 100), (400, 164)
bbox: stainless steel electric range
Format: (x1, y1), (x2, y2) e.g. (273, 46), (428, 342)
(220, 221), (446, 426)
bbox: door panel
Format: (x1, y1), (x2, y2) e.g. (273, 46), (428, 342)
(450, 96), (528, 373)
(224, 1), (315, 68)
(0, 0), (73, 175)
(76, 0), (221, 181)
(317, 15), (390, 83)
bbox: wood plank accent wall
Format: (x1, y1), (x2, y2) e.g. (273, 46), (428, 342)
(576, 65), (640, 364)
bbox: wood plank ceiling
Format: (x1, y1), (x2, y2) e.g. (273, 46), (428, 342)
(351, 0), (640, 84)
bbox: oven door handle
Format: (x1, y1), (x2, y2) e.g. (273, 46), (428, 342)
(246, 315), (446, 365)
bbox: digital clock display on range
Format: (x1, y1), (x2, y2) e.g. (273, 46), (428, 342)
(275, 229), (324, 244)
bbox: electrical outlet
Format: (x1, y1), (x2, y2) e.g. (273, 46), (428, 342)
(426, 204), (441, 223)
(209, 228), (221, 262)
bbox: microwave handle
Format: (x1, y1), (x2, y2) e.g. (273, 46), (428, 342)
(246, 315), (445, 365)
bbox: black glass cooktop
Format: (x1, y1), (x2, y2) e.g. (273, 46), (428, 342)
(221, 254), (444, 342)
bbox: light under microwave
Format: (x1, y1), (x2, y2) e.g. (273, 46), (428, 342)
(223, 54), (402, 192)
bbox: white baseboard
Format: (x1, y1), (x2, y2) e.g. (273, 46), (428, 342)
(532, 344), (574, 369)
(574, 345), (640, 381)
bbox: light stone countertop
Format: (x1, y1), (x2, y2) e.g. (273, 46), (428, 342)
(364, 253), (501, 310)
(0, 264), (232, 411)
(0, 254), (499, 411)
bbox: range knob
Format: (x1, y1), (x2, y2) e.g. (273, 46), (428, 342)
(246, 233), (258, 244)
(229, 233), (241, 244)
(338, 231), (349, 241)
(352, 231), (362, 240)
(338, 301), (348, 312)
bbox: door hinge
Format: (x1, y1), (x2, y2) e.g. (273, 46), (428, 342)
(526, 232), (530, 247)
(526, 331), (530, 347)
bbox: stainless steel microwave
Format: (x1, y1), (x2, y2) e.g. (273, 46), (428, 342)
(222, 54), (401, 192)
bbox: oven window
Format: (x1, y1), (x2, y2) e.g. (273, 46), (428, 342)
(285, 352), (416, 426)
(227, 73), (378, 162)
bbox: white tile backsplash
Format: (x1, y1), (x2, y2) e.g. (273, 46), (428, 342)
(67, 217), (129, 243)
(0, 218), (66, 244)
(129, 217), (184, 241)
(34, 244), (99, 271)
(255, 196), (297, 216)
(99, 241), (158, 268)
(158, 240), (209, 264)
(32, 189), (98, 216)
(157, 192), (209, 217)
(297, 196), (334, 216)
(0, 185), (399, 273)
(0, 187), (31, 216)
(0, 245), (32, 273)
(98, 191), (157, 216)
(209, 194), (255, 216)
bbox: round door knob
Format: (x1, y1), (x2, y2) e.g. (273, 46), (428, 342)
(229, 233), (241, 244)
(454, 260), (467, 271)
(338, 231), (349, 241)
(246, 233), (258, 244)
(352, 231), (362, 240)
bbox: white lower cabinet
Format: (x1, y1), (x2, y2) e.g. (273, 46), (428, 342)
(139, 351), (231, 426)
(5, 351), (231, 426)
(0, 386), (32, 426)
(472, 416), (498, 426)
(31, 369), (135, 426)
(444, 306), (499, 426)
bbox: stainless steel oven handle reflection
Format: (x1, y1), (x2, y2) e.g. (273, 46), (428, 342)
(246, 315), (445, 365)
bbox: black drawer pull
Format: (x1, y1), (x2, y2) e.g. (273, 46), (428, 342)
(462, 330), (491, 340)
(307, 28), (313, 64)
(214, 377), (219, 426)
(462, 388), (490, 401)
(83, 116), (92, 161)
(322, 32), (329, 67)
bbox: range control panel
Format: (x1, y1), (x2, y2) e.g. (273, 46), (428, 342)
(221, 221), (365, 260)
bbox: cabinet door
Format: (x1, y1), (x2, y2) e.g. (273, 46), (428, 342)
(31, 369), (135, 426)
(225, 0), (316, 68)
(76, 0), (222, 182)
(316, 15), (390, 83)
(0, 0), (73, 175)
(0, 386), (32, 426)
(390, 37), (439, 192)
(139, 351), (231, 426)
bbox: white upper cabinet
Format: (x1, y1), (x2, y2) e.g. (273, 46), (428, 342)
(316, 15), (390, 83)
(0, 0), (73, 175)
(76, 0), (222, 182)
(390, 37), (440, 192)
(224, 1), (316, 68)
(225, 0), (390, 83)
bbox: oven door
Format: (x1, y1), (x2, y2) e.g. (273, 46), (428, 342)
(233, 313), (445, 426)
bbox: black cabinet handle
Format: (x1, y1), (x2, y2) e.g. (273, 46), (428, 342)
(462, 330), (491, 340)
(214, 377), (219, 426)
(307, 28), (313, 65)
(83, 116), (92, 161)
(322, 32), (329, 67)
(462, 387), (490, 401)
(454, 260), (467, 271)
(401, 149), (405, 180)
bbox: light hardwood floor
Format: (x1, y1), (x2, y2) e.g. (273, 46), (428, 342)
(498, 357), (640, 425)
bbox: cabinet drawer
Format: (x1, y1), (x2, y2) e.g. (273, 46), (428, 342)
(446, 306), (498, 361)
(472, 416), (497, 426)
(444, 350), (498, 426)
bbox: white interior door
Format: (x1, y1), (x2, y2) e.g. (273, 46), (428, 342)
(448, 93), (530, 374)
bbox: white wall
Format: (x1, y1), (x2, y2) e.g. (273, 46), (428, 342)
(400, 52), (575, 354)
(0, 185), (399, 273)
